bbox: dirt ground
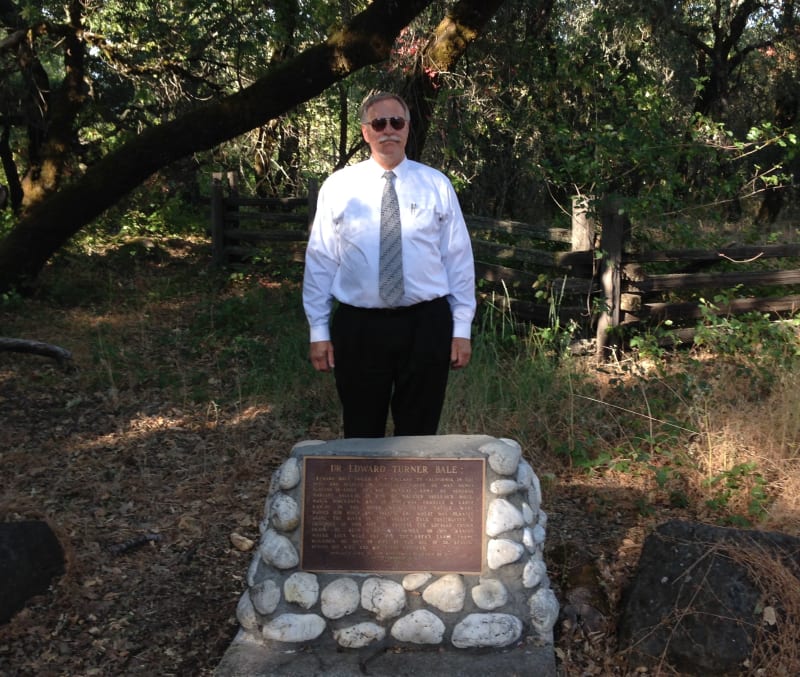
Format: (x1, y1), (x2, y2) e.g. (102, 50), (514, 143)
(0, 355), (657, 676)
(0, 250), (673, 676)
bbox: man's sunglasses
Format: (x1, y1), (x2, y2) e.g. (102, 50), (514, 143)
(365, 117), (407, 132)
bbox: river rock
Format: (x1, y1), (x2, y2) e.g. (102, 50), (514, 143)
(402, 573), (433, 591)
(451, 613), (522, 648)
(277, 457), (301, 490)
(486, 498), (525, 537)
(333, 622), (386, 648)
(516, 460), (535, 489)
(422, 574), (465, 613)
(522, 527), (536, 552)
(268, 493), (299, 532)
(284, 572), (318, 609)
(259, 529), (299, 570)
(472, 579), (508, 610)
(250, 579), (281, 615)
(262, 613), (326, 642)
(490, 479), (520, 496)
(320, 577), (360, 619)
(523, 558), (548, 588)
(528, 474), (542, 514)
(390, 610), (445, 644)
(487, 538), (525, 570)
(481, 439), (522, 475)
(235, 590), (259, 632)
(529, 588), (560, 641)
(361, 578), (406, 621)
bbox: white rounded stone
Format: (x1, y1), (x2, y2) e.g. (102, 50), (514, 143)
(471, 579), (508, 610)
(292, 440), (326, 449)
(529, 588), (560, 641)
(422, 574), (465, 613)
(333, 622), (386, 648)
(269, 493), (300, 532)
(259, 529), (299, 570)
(481, 439), (522, 476)
(361, 578), (406, 621)
(402, 573), (433, 591)
(284, 572), (319, 609)
(236, 590), (259, 631)
(516, 460), (535, 489)
(278, 457), (301, 490)
(522, 527), (536, 552)
(262, 613), (326, 642)
(528, 473), (542, 514)
(486, 498), (525, 537)
(523, 558), (548, 589)
(489, 479), (519, 496)
(451, 613), (523, 648)
(246, 552), (262, 587)
(390, 610), (445, 645)
(499, 437), (522, 454)
(321, 578), (360, 619)
(522, 502), (535, 525)
(538, 510), (548, 529)
(250, 579), (281, 615)
(487, 538), (525, 570)
(532, 523), (546, 545)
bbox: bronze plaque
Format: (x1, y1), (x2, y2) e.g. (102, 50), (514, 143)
(301, 456), (485, 573)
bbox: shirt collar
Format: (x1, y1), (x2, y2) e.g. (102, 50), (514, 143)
(368, 156), (408, 179)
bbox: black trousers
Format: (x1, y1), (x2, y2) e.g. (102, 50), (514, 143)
(331, 297), (452, 438)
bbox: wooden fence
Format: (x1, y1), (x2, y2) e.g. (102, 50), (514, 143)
(210, 176), (800, 359)
(210, 172), (318, 267)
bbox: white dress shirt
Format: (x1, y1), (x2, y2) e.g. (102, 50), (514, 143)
(303, 157), (476, 343)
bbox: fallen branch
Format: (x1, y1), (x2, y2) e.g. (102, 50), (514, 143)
(0, 337), (73, 364)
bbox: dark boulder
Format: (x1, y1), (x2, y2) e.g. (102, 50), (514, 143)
(618, 519), (800, 674)
(0, 520), (65, 623)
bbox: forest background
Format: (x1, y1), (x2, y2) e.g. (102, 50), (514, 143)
(2, 1), (800, 675)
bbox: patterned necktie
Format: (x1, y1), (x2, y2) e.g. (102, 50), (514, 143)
(379, 170), (404, 306)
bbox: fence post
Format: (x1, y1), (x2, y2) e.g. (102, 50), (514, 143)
(211, 171), (238, 267)
(571, 195), (595, 251)
(210, 173), (226, 267)
(596, 197), (626, 361)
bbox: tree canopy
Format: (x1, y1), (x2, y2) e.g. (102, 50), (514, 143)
(1, 0), (798, 292)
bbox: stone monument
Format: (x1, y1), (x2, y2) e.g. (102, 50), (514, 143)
(215, 435), (558, 676)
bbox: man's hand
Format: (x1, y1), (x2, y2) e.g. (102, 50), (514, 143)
(450, 337), (472, 370)
(309, 340), (335, 372)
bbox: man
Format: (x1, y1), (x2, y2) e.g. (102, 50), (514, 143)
(302, 92), (475, 438)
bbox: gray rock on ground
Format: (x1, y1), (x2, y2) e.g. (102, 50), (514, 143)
(618, 519), (800, 674)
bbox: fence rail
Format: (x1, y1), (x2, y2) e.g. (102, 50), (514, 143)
(210, 177), (800, 360)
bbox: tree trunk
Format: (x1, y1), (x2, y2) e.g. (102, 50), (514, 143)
(403, 0), (529, 161)
(0, 0), (438, 293)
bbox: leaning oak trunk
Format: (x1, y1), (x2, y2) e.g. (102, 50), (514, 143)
(0, 0), (437, 293)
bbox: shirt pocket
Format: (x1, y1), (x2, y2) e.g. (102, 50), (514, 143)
(405, 201), (444, 237)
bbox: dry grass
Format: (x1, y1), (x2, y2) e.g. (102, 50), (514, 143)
(1, 236), (799, 675)
(723, 540), (800, 676)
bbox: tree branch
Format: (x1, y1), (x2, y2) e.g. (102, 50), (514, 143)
(0, 0), (437, 292)
(0, 338), (73, 364)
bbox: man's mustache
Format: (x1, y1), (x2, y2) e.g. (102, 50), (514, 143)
(379, 135), (402, 144)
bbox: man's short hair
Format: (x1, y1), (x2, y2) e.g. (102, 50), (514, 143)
(358, 92), (411, 123)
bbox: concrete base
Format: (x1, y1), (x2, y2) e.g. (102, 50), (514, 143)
(214, 632), (556, 677)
